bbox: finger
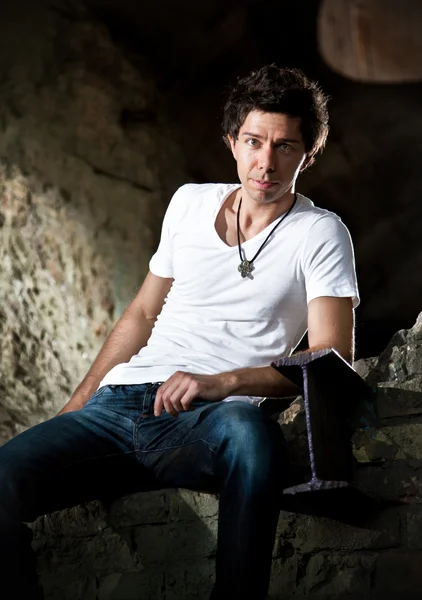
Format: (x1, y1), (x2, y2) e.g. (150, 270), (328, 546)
(165, 381), (190, 414)
(179, 388), (197, 412)
(154, 388), (165, 417)
(169, 376), (200, 413)
(154, 374), (179, 417)
(160, 382), (184, 416)
(163, 394), (179, 417)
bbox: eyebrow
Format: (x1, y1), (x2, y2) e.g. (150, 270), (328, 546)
(241, 132), (301, 144)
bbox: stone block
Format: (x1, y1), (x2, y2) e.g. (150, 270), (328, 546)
(377, 385), (422, 419)
(107, 489), (219, 529)
(367, 505), (402, 544)
(278, 398), (310, 471)
(97, 571), (164, 600)
(383, 423), (422, 460)
(268, 556), (298, 598)
(128, 517), (218, 566)
(35, 528), (142, 575)
(301, 552), (376, 598)
(403, 506), (422, 549)
(39, 567), (97, 600)
(31, 500), (108, 537)
(354, 460), (422, 503)
(164, 561), (215, 600)
(108, 490), (170, 527)
(353, 422), (422, 463)
(354, 356), (379, 383)
(409, 313), (422, 342)
(380, 345), (409, 384)
(374, 551), (422, 597)
(402, 344), (422, 378)
(169, 489), (219, 521)
(287, 514), (397, 553)
(352, 426), (399, 463)
(276, 510), (298, 537)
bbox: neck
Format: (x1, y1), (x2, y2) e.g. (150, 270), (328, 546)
(235, 188), (297, 230)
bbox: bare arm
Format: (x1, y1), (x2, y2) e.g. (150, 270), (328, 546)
(59, 272), (173, 414)
(154, 296), (355, 416)
(306, 296), (354, 363)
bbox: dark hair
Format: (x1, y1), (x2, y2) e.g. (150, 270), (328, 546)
(222, 65), (329, 165)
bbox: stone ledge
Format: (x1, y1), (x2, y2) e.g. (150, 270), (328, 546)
(32, 485), (422, 600)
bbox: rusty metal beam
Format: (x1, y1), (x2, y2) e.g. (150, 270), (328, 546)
(271, 348), (372, 495)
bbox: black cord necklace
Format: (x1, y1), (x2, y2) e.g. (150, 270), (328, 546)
(236, 193), (297, 278)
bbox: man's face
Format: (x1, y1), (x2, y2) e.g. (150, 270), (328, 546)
(228, 110), (309, 205)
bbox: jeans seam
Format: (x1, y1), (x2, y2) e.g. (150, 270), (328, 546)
(135, 383), (162, 450)
(136, 438), (216, 458)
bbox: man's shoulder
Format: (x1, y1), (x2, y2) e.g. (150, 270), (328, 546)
(173, 182), (240, 201)
(295, 194), (354, 260)
(296, 194), (345, 230)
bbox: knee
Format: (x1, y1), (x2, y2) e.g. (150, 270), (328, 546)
(214, 402), (286, 477)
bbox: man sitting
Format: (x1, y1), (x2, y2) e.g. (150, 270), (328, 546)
(0, 65), (359, 599)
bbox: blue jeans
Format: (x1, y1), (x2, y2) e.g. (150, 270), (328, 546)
(0, 383), (288, 599)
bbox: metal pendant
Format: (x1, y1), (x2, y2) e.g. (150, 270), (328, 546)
(238, 260), (252, 278)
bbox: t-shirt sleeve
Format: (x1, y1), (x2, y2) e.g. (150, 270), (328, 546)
(301, 215), (360, 308)
(149, 185), (186, 278)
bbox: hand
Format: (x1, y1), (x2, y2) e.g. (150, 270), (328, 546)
(154, 371), (233, 417)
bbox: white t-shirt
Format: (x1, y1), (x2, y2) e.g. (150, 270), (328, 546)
(100, 183), (359, 403)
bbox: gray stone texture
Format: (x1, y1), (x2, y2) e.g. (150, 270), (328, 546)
(0, 0), (185, 444)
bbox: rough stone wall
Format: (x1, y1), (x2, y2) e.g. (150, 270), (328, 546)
(33, 490), (218, 600)
(32, 314), (422, 598)
(0, 0), (185, 443)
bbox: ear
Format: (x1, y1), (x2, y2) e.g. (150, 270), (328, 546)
(227, 135), (237, 160)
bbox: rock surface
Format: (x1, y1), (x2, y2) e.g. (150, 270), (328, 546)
(0, 0), (185, 443)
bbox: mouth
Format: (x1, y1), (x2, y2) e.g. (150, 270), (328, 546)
(251, 179), (277, 190)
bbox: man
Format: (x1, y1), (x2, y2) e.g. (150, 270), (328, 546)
(0, 65), (358, 599)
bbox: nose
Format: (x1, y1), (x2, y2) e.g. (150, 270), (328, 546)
(258, 146), (276, 173)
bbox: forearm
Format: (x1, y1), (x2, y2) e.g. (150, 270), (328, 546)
(59, 305), (155, 413)
(223, 342), (350, 399)
(224, 365), (300, 399)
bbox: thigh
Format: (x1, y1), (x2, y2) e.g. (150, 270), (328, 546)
(136, 399), (287, 491)
(0, 388), (156, 522)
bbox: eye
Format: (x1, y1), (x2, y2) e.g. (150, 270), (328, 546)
(278, 142), (291, 152)
(246, 138), (259, 147)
